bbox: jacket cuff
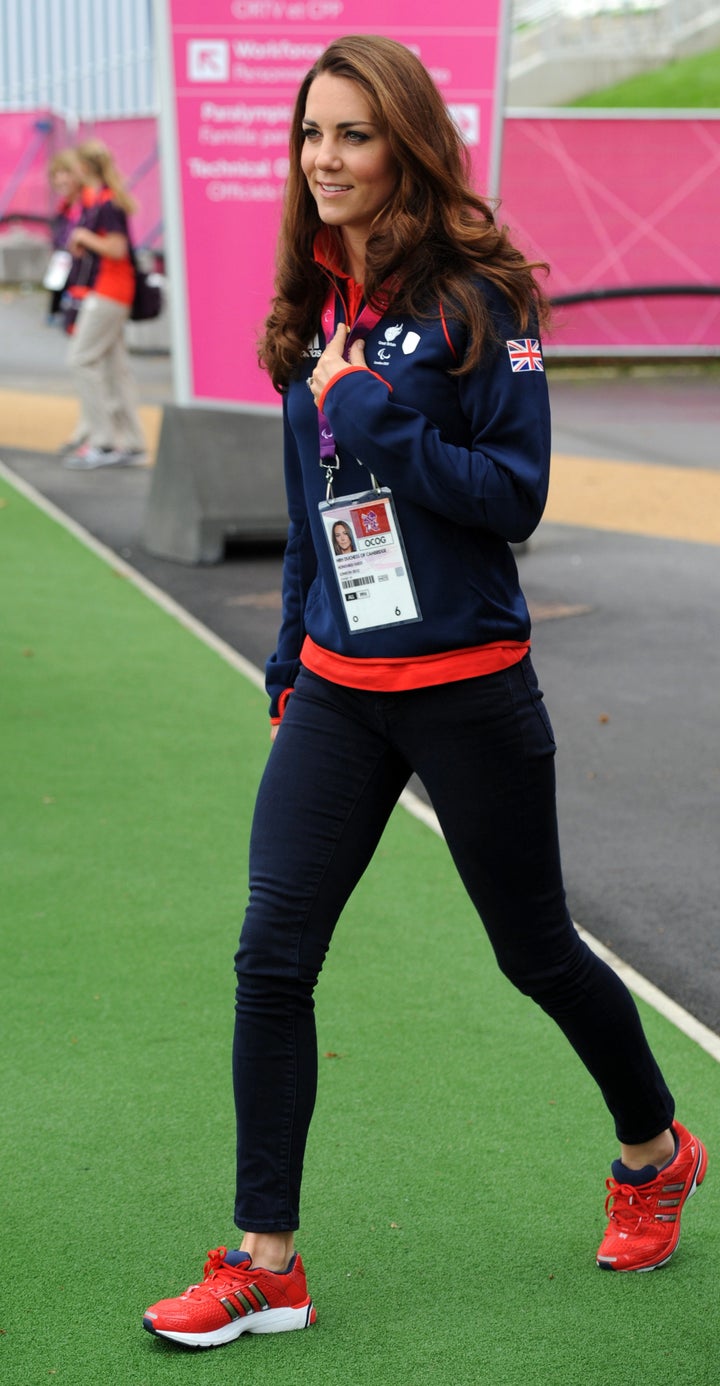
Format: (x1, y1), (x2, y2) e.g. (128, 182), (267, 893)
(270, 687), (294, 724)
(318, 365), (392, 413)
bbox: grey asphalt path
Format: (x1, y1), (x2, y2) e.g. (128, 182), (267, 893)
(2, 288), (719, 1033)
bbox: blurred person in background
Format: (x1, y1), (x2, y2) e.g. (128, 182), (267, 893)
(62, 139), (146, 469)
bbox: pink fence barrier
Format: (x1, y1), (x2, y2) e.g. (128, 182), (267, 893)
(1, 108), (718, 351)
(0, 111), (56, 227)
(500, 113), (720, 352)
(0, 110), (161, 248)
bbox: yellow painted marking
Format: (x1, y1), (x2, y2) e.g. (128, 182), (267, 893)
(547, 454), (720, 546)
(1, 391), (718, 545)
(529, 601), (592, 622)
(0, 389), (162, 461)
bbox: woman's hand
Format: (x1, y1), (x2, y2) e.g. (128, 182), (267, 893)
(67, 227), (128, 261)
(67, 227), (89, 256)
(307, 324), (367, 406)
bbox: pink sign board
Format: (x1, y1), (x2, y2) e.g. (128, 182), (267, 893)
(157, 1), (507, 406)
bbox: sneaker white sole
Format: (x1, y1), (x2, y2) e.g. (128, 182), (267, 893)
(63, 455), (123, 470)
(597, 1137), (707, 1272)
(143, 1300), (315, 1347)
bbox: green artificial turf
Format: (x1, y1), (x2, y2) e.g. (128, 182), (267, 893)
(1, 471), (719, 1385)
(568, 44), (720, 108)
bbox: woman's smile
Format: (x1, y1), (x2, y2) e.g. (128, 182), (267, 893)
(301, 72), (398, 272)
(317, 181), (353, 196)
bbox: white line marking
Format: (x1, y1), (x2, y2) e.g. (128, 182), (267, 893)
(4, 457), (719, 1065)
(398, 789), (720, 1062)
(0, 458), (266, 694)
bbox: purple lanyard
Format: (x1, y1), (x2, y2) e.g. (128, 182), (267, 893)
(316, 278), (396, 490)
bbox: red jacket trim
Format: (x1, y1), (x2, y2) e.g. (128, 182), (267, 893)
(300, 635), (530, 693)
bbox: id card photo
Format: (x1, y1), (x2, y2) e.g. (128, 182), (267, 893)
(319, 488), (422, 634)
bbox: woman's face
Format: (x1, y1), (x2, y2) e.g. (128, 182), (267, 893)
(52, 167), (81, 200)
(300, 73), (398, 252)
(334, 523), (353, 552)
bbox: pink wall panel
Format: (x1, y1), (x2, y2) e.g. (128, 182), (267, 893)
(0, 111), (57, 223)
(0, 111), (161, 248)
(500, 115), (720, 350)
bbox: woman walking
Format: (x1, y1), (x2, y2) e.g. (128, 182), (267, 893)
(143, 35), (706, 1349)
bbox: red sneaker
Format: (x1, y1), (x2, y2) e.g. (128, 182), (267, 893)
(597, 1121), (707, 1272)
(143, 1247), (316, 1347)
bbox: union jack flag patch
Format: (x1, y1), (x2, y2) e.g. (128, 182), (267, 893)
(506, 339), (544, 372)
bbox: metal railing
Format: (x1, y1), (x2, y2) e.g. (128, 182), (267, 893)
(550, 283), (720, 305)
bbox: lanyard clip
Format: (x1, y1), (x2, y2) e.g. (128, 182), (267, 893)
(321, 452), (340, 501)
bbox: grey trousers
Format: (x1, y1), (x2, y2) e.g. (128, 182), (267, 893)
(68, 292), (145, 452)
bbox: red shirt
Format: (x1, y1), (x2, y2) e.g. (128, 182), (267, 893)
(74, 186), (135, 307)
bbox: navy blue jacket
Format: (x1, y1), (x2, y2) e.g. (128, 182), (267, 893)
(266, 278), (551, 718)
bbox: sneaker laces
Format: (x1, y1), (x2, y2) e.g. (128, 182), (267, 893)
(604, 1177), (656, 1230)
(183, 1247), (248, 1298)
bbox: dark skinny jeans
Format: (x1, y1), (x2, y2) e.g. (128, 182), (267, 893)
(233, 658), (674, 1231)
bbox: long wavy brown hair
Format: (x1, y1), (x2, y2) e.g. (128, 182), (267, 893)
(259, 35), (550, 390)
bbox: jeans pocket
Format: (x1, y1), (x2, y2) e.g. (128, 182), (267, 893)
(518, 655), (556, 748)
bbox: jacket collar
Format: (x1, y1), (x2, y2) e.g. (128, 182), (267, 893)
(313, 229), (365, 322)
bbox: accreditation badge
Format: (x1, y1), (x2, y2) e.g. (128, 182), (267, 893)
(319, 488), (422, 634)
